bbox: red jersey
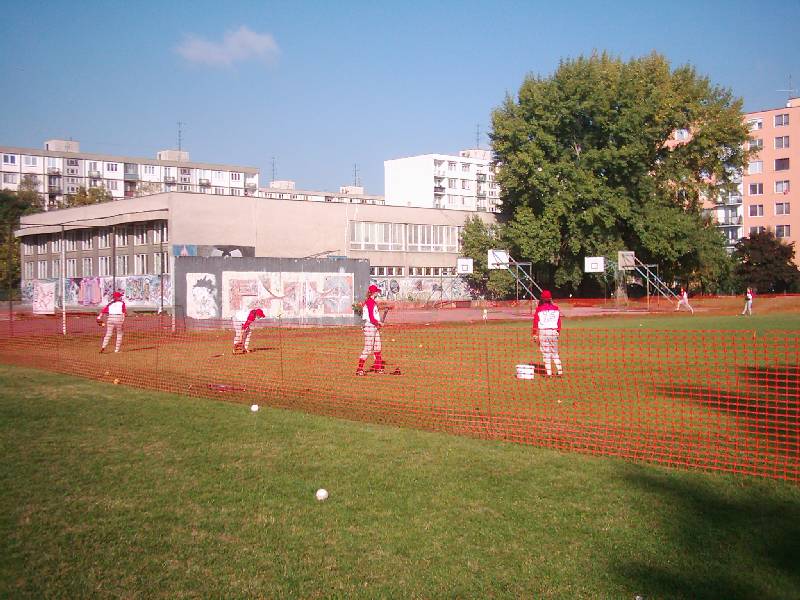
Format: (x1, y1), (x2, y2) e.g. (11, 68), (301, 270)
(362, 297), (381, 326)
(100, 299), (126, 316)
(533, 301), (561, 332)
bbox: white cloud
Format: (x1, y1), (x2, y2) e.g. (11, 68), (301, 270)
(176, 26), (279, 67)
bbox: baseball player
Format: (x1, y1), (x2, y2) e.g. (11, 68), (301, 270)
(97, 291), (126, 353)
(741, 287), (753, 316)
(532, 290), (563, 377)
(675, 287), (694, 314)
(232, 308), (266, 354)
(356, 284), (384, 375)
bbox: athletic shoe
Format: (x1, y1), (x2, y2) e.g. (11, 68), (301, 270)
(99, 348), (105, 353)
(375, 369), (386, 374)
(355, 369), (365, 376)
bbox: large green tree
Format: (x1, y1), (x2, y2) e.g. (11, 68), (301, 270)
(0, 189), (43, 298)
(491, 52), (749, 290)
(732, 231), (800, 293)
(64, 186), (113, 207)
(459, 215), (515, 298)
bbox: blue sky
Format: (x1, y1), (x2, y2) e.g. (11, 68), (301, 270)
(1, 0), (797, 194)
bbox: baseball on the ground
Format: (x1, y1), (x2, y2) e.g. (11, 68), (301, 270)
(250, 404), (259, 412)
(315, 488), (328, 501)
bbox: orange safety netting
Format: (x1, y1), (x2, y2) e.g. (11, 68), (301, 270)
(1, 313), (797, 482)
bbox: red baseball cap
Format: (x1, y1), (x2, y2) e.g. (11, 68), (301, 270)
(368, 284), (380, 294)
(112, 291), (123, 299)
(540, 290), (552, 300)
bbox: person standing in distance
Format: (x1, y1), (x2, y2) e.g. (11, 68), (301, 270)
(356, 284), (384, 375)
(532, 289), (563, 377)
(675, 287), (694, 314)
(741, 287), (753, 316)
(97, 291), (126, 353)
(232, 308), (266, 354)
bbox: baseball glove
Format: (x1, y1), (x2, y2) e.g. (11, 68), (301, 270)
(97, 320), (105, 327)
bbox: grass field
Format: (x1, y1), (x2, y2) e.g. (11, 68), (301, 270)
(0, 308), (798, 481)
(1, 365), (799, 598)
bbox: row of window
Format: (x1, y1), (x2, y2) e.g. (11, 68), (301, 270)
(23, 222), (168, 255)
(349, 222), (461, 253)
(749, 180), (791, 195)
(748, 113), (791, 130)
(749, 135), (790, 150)
(749, 225), (791, 238)
(369, 266), (456, 277)
(748, 202), (791, 216)
(24, 252), (170, 279)
(747, 158), (791, 174)
(433, 160), (474, 173)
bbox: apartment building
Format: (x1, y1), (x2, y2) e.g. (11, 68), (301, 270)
(384, 149), (501, 212)
(1, 140), (260, 210)
(16, 191), (496, 309)
(261, 180), (385, 206)
(741, 98), (798, 254)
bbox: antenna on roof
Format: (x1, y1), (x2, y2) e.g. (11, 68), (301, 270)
(177, 121), (184, 152)
(476, 123), (481, 149)
(777, 75), (797, 104)
(271, 156), (277, 181)
(353, 163), (360, 187)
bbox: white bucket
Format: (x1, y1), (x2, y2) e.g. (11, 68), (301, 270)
(515, 364), (535, 380)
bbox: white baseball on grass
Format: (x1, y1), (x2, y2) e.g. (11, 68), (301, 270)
(315, 488), (328, 501)
(250, 404), (259, 412)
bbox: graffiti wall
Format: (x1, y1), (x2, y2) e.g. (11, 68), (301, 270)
(219, 271), (354, 320)
(21, 275), (173, 310)
(186, 273), (219, 319)
(369, 276), (474, 302)
(32, 281), (56, 314)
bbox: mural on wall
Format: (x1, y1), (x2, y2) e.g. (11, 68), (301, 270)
(213, 271), (354, 320)
(173, 244), (255, 258)
(186, 273), (219, 319)
(23, 275), (174, 309)
(32, 281), (56, 314)
(369, 276), (474, 302)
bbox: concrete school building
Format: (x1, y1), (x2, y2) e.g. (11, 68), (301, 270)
(15, 192), (497, 319)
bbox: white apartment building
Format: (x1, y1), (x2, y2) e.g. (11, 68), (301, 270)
(260, 180), (385, 206)
(1, 139), (260, 210)
(384, 149), (501, 212)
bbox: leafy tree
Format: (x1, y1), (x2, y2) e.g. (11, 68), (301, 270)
(459, 215), (515, 298)
(491, 51), (750, 291)
(732, 231), (800, 293)
(0, 189), (43, 298)
(65, 186), (113, 207)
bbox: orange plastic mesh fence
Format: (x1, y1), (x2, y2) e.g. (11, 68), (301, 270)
(1, 314), (797, 482)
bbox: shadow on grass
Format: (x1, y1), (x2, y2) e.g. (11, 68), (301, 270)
(611, 468), (800, 600)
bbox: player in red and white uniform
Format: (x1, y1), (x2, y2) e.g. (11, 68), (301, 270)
(356, 284), (384, 375)
(97, 291), (126, 353)
(741, 287), (753, 316)
(232, 308), (265, 353)
(675, 287), (694, 314)
(532, 289), (563, 377)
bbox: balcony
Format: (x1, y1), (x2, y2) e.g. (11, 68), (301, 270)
(47, 167), (61, 175)
(199, 178), (211, 187)
(48, 185), (62, 193)
(477, 191), (487, 198)
(124, 172), (139, 181)
(476, 173), (486, 182)
(245, 182), (257, 190)
(88, 170), (101, 178)
(434, 186), (446, 194)
(164, 176), (176, 184)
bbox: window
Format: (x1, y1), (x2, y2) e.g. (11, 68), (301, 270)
(349, 221), (406, 251)
(448, 178), (456, 188)
(448, 161), (456, 171)
(37, 260), (48, 279)
(134, 254), (148, 274)
(66, 159), (78, 167)
(749, 204), (764, 217)
(370, 266), (405, 277)
(98, 256), (111, 276)
(106, 163), (118, 172)
(748, 161), (763, 174)
(749, 138), (763, 150)
(775, 202), (791, 215)
(461, 163), (470, 172)
(214, 187), (225, 195)
(116, 255), (129, 276)
(406, 224), (460, 253)
(65, 232), (78, 251)
(775, 136), (790, 149)
(3, 173), (18, 184)
(23, 240), (32, 255)
(82, 258), (93, 277)
(154, 252), (169, 274)
(24, 262), (34, 279)
(152, 221), (168, 244)
(749, 226), (766, 236)
(37, 236), (47, 253)
(461, 180), (470, 190)
(144, 165), (156, 175)
(23, 155), (38, 167)
(133, 224), (148, 245)
(231, 188), (242, 196)
(107, 180), (118, 191)
(776, 225), (791, 238)
(748, 183), (763, 196)
(3, 154), (16, 165)
(747, 118), (763, 130)
(115, 226), (128, 247)
(776, 180), (790, 194)
(51, 259), (60, 277)
(51, 235), (61, 253)
(775, 158), (790, 171)
(66, 259), (77, 278)
(775, 113), (789, 127)
(81, 230), (93, 250)
(98, 228), (111, 249)
(231, 172), (242, 181)
(46, 157), (58, 169)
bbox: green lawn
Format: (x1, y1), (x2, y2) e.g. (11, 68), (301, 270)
(1, 365), (799, 599)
